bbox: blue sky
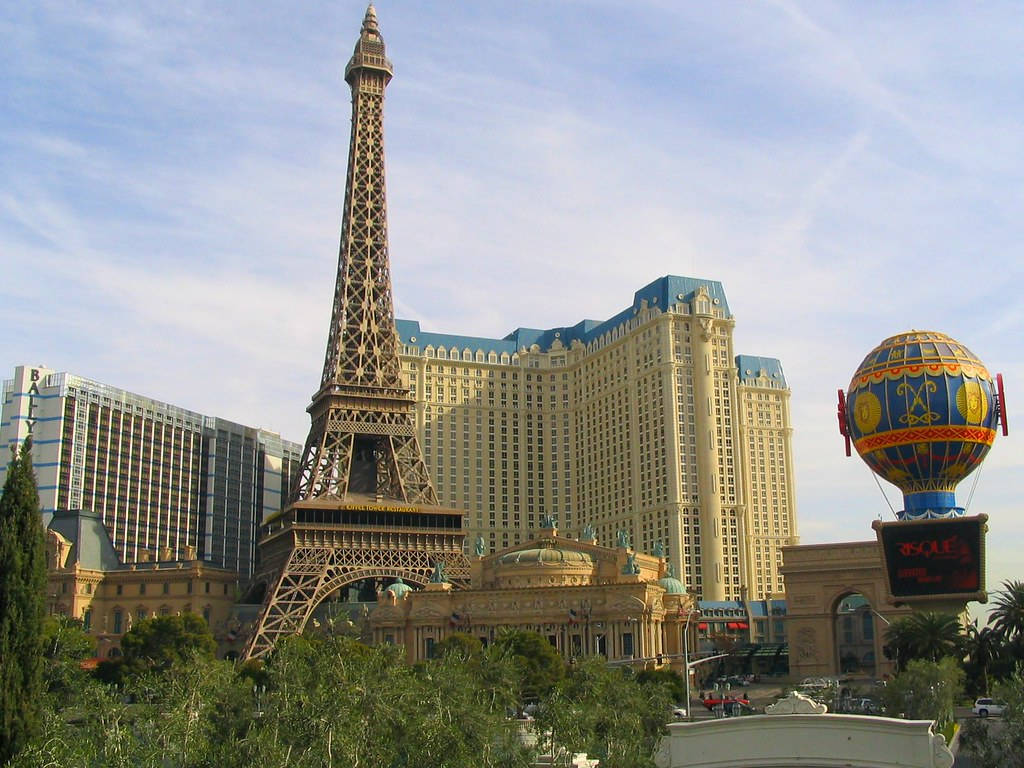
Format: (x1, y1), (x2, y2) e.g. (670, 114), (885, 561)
(2, 1), (1021, 614)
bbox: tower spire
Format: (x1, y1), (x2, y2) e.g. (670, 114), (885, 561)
(361, 4), (380, 36)
(295, 5), (430, 505)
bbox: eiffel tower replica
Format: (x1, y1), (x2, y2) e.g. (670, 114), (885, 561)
(244, 5), (469, 660)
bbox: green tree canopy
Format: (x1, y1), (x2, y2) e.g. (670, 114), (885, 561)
(492, 630), (567, 705)
(959, 663), (1024, 768)
(884, 612), (964, 671)
(0, 441), (47, 764)
(40, 615), (96, 696)
(434, 631), (483, 661)
(536, 656), (672, 768)
(963, 622), (1000, 696)
(990, 580), (1024, 643)
(116, 612), (216, 678)
(635, 667), (685, 704)
(881, 657), (964, 726)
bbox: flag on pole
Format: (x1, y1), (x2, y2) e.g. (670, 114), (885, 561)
(569, 608), (579, 625)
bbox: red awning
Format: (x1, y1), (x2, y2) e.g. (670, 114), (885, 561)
(697, 622), (708, 630)
(737, 622), (749, 630)
(727, 622), (739, 630)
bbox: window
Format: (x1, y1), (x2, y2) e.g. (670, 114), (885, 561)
(162, 582), (170, 595)
(116, 584), (123, 596)
(82, 608), (92, 631)
(204, 582), (210, 594)
(113, 610), (123, 634)
(139, 583), (146, 596)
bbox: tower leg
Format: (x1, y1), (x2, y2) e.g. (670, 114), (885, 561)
(244, 547), (332, 660)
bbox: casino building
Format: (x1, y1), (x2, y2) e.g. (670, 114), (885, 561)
(45, 508), (240, 657)
(0, 364), (302, 577)
(397, 277), (797, 601)
(369, 522), (697, 667)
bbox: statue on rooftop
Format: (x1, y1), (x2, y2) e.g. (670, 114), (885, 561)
(429, 561), (447, 583)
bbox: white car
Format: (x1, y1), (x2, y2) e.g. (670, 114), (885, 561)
(973, 698), (1006, 718)
(671, 707), (688, 720)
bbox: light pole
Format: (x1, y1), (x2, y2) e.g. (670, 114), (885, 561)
(842, 600), (892, 677)
(624, 595), (647, 662)
(683, 606), (698, 718)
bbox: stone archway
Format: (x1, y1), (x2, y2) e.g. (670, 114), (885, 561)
(781, 541), (911, 681)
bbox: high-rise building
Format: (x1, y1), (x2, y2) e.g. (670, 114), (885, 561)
(396, 278), (798, 601)
(0, 364), (302, 577)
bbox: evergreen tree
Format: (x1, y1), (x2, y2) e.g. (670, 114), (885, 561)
(0, 441), (47, 765)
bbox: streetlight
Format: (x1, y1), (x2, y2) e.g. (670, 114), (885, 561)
(682, 604), (699, 719)
(623, 595), (647, 661)
(841, 598), (892, 677)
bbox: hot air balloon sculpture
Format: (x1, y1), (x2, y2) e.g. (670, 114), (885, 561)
(838, 330), (1008, 520)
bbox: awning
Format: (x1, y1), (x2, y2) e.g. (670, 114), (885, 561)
(697, 622), (709, 630)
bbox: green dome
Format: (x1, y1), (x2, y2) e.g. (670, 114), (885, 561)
(384, 578), (412, 598)
(497, 547), (594, 566)
(658, 576), (686, 594)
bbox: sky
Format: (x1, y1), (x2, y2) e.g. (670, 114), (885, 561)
(1, 1), (1021, 616)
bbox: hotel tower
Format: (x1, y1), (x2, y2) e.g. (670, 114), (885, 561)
(396, 278), (797, 601)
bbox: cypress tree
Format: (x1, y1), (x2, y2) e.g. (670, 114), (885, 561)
(0, 441), (47, 764)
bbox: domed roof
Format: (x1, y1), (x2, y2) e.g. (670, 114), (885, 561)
(384, 577), (412, 597)
(497, 546), (594, 566)
(658, 576), (686, 594)
(844, 330), (1000, 519)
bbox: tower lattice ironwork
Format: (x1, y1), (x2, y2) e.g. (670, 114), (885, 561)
(244, 6), (468, 660)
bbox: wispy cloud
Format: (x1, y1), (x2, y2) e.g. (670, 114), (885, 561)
(2, 0), (1022, 604)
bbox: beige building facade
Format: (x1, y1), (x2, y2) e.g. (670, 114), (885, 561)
(781, 540), (912, 681)
(370, 525), (696, 670)
(396, 277), (796, 601)
(45, 509), (240, 658)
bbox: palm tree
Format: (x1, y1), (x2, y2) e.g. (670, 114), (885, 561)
(885, 612), (963, 671)
(963, 622), (999, 695)
(990, 580), (1024, 643)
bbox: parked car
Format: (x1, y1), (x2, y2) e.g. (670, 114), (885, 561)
(671, 707), (688, 720)
(973, 698), (1006, 718)
(702, 695), (751, 712)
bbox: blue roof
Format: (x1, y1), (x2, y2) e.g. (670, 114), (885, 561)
(736, 355), (787, 388)
(397, 275), (732, 354)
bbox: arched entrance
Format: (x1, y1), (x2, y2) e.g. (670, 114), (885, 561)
(308, 571), (429, 635)
(834, 593), (878, 678)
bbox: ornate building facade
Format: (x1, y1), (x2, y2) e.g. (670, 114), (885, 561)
(45, 509), (240, 657)
(397, 282), (797, 601)
(370, 524), (697, 669)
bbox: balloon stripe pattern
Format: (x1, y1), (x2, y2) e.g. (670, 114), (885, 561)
(845, 331), (998, 520)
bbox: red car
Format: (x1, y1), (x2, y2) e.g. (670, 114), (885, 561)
(702, 695), (751, 712)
